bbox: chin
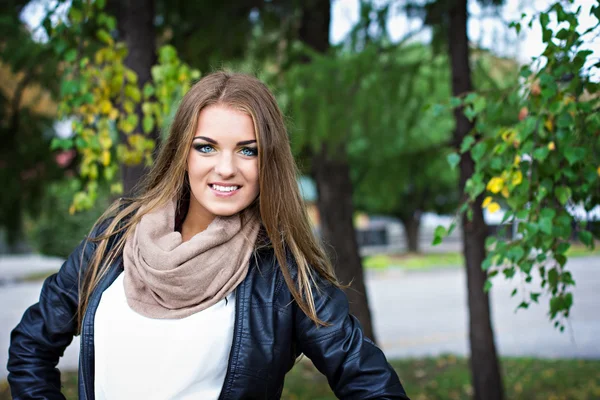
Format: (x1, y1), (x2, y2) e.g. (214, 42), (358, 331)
(207, 204), (248, 217)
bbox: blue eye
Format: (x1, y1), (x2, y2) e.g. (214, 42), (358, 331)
(240, 147), (258, 157)
(194, 144), (214, 153)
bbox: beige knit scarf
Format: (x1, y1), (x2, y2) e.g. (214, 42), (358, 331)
(123, 199), (260, 319)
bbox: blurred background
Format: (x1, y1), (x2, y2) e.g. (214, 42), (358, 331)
(1, 0), (599, 399)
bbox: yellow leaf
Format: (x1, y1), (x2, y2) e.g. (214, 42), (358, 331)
(110, 182), (123, 194)
(512, 170), (523, 186)
(544, 118), (554, 132)
(486, 177), (505, 194)
(99, 100), (112, 114)
(513, 155), (521, 165)
(488, 202), (501, 213)
(99, 133), (112, 150)
(501, 186), (509, 198)
(482, 196), (493, 208)
(124, 101), (135, 114)
(500, 128), (516, 143)
(548, 141), (556, 151)
(597, 166), (600, 176)
(108, 108), (119, 121)
(94, 49), (104, 64)
(101, 150), (111, 166)
(563, 95), (575, 105)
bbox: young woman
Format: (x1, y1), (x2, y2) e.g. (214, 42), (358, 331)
(8, 72), (409, 399)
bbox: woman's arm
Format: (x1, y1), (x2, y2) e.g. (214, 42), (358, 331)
(7, 235), (98, 400)
(294, 280), (410, 400)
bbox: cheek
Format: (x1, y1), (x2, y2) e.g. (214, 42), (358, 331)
(186, 155), (210, 185)
(247, 162), (260, 189)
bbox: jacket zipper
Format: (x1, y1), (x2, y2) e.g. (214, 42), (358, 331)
(80, 264), (123, 400)
(218, 281), (244, 400)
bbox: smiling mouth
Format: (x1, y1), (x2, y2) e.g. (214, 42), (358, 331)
(209, 184), (240, 193)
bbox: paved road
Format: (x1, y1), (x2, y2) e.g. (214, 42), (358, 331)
(1, 256), (599, 380)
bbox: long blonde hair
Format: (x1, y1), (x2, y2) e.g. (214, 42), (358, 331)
(77, 71), (339, 331)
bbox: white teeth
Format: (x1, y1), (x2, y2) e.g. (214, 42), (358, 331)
(211, 184), (239, 192)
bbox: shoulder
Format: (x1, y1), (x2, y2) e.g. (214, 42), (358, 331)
(88, 198), (136, 243)
(248, 245), (336, 306)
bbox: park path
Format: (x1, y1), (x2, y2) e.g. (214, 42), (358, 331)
(1, 256), (599, 380)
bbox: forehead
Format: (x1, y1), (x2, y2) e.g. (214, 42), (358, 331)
(196, 104), (256, 141)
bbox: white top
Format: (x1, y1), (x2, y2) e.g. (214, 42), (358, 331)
(94, 273), (235, 400)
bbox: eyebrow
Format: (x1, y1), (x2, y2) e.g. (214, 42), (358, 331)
(193, 136), (257, 146)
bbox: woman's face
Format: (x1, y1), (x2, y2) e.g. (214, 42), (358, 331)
(186, 104), (259, 225)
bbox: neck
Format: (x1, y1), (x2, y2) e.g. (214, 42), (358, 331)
(181, 200), (215, 242)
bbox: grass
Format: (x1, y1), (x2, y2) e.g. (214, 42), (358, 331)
(364, 252), (464, 270)
(363, 242), (600, 271)
(2, 356), (599, 399)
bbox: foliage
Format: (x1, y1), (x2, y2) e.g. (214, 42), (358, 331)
(437, 1), (600, 331)
(42, 0), (198, 212)
(23, 179), (111, 258)
(0, 7), (63, 243)
(349, 44), (458, 221)
(4, 356), (600, 400)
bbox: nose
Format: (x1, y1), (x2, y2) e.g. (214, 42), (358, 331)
(214, 152), (236, 179)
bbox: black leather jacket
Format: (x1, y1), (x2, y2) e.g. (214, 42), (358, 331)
(8, 222), (409, 400)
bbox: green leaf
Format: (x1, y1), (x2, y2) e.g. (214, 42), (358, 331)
(556, 242), (570, 255)
(485, 236), (497, 248)
(460, 136), (475, 153)
(530, 292), (541, 303)
(143, 83), (155, 99)
(143, 115), (155, 133)
(548, 268), (559, 287)
(447, 152), (460, 169)
(556, 113), (573, 128)
(578, 230), (593, 247)
(563, 147), (586, 165)
(158, 45), (177, 63)
(471, 142), (487, 162)
(540, 208), (556, 219)
(473, 96), (486, 114)
(64, 48), (77, 62)
(540, 12), (550, 29)
(508, 245), (525, 262)
(50, 138), (73, 150)
(483, 280), (493, 292)
(96, 29), (113, 44)
(464, 106), (477, 122)
(539, 217), (553, 235)
(554, 186), (572, 205)
(517, 301), (529, 310)
(450, 97), (462, 108)
(447, 222), (457, 236)
(533, 147), (549, 161)
(432, 225), (447, 246)
(60, 79), (79, 96)
(516, 209), (529, 220)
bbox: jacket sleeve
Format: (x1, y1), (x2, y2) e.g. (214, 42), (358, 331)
(294, 280), (410, 400)
(7, 234), (98, 400)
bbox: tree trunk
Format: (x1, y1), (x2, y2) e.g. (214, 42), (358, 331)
(298, 0), (376, 341)
(114, 0), (158, 195)
(399, 213), (421, 253)
(447, 1), (504, 399)
(312, 144), (376, 341)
